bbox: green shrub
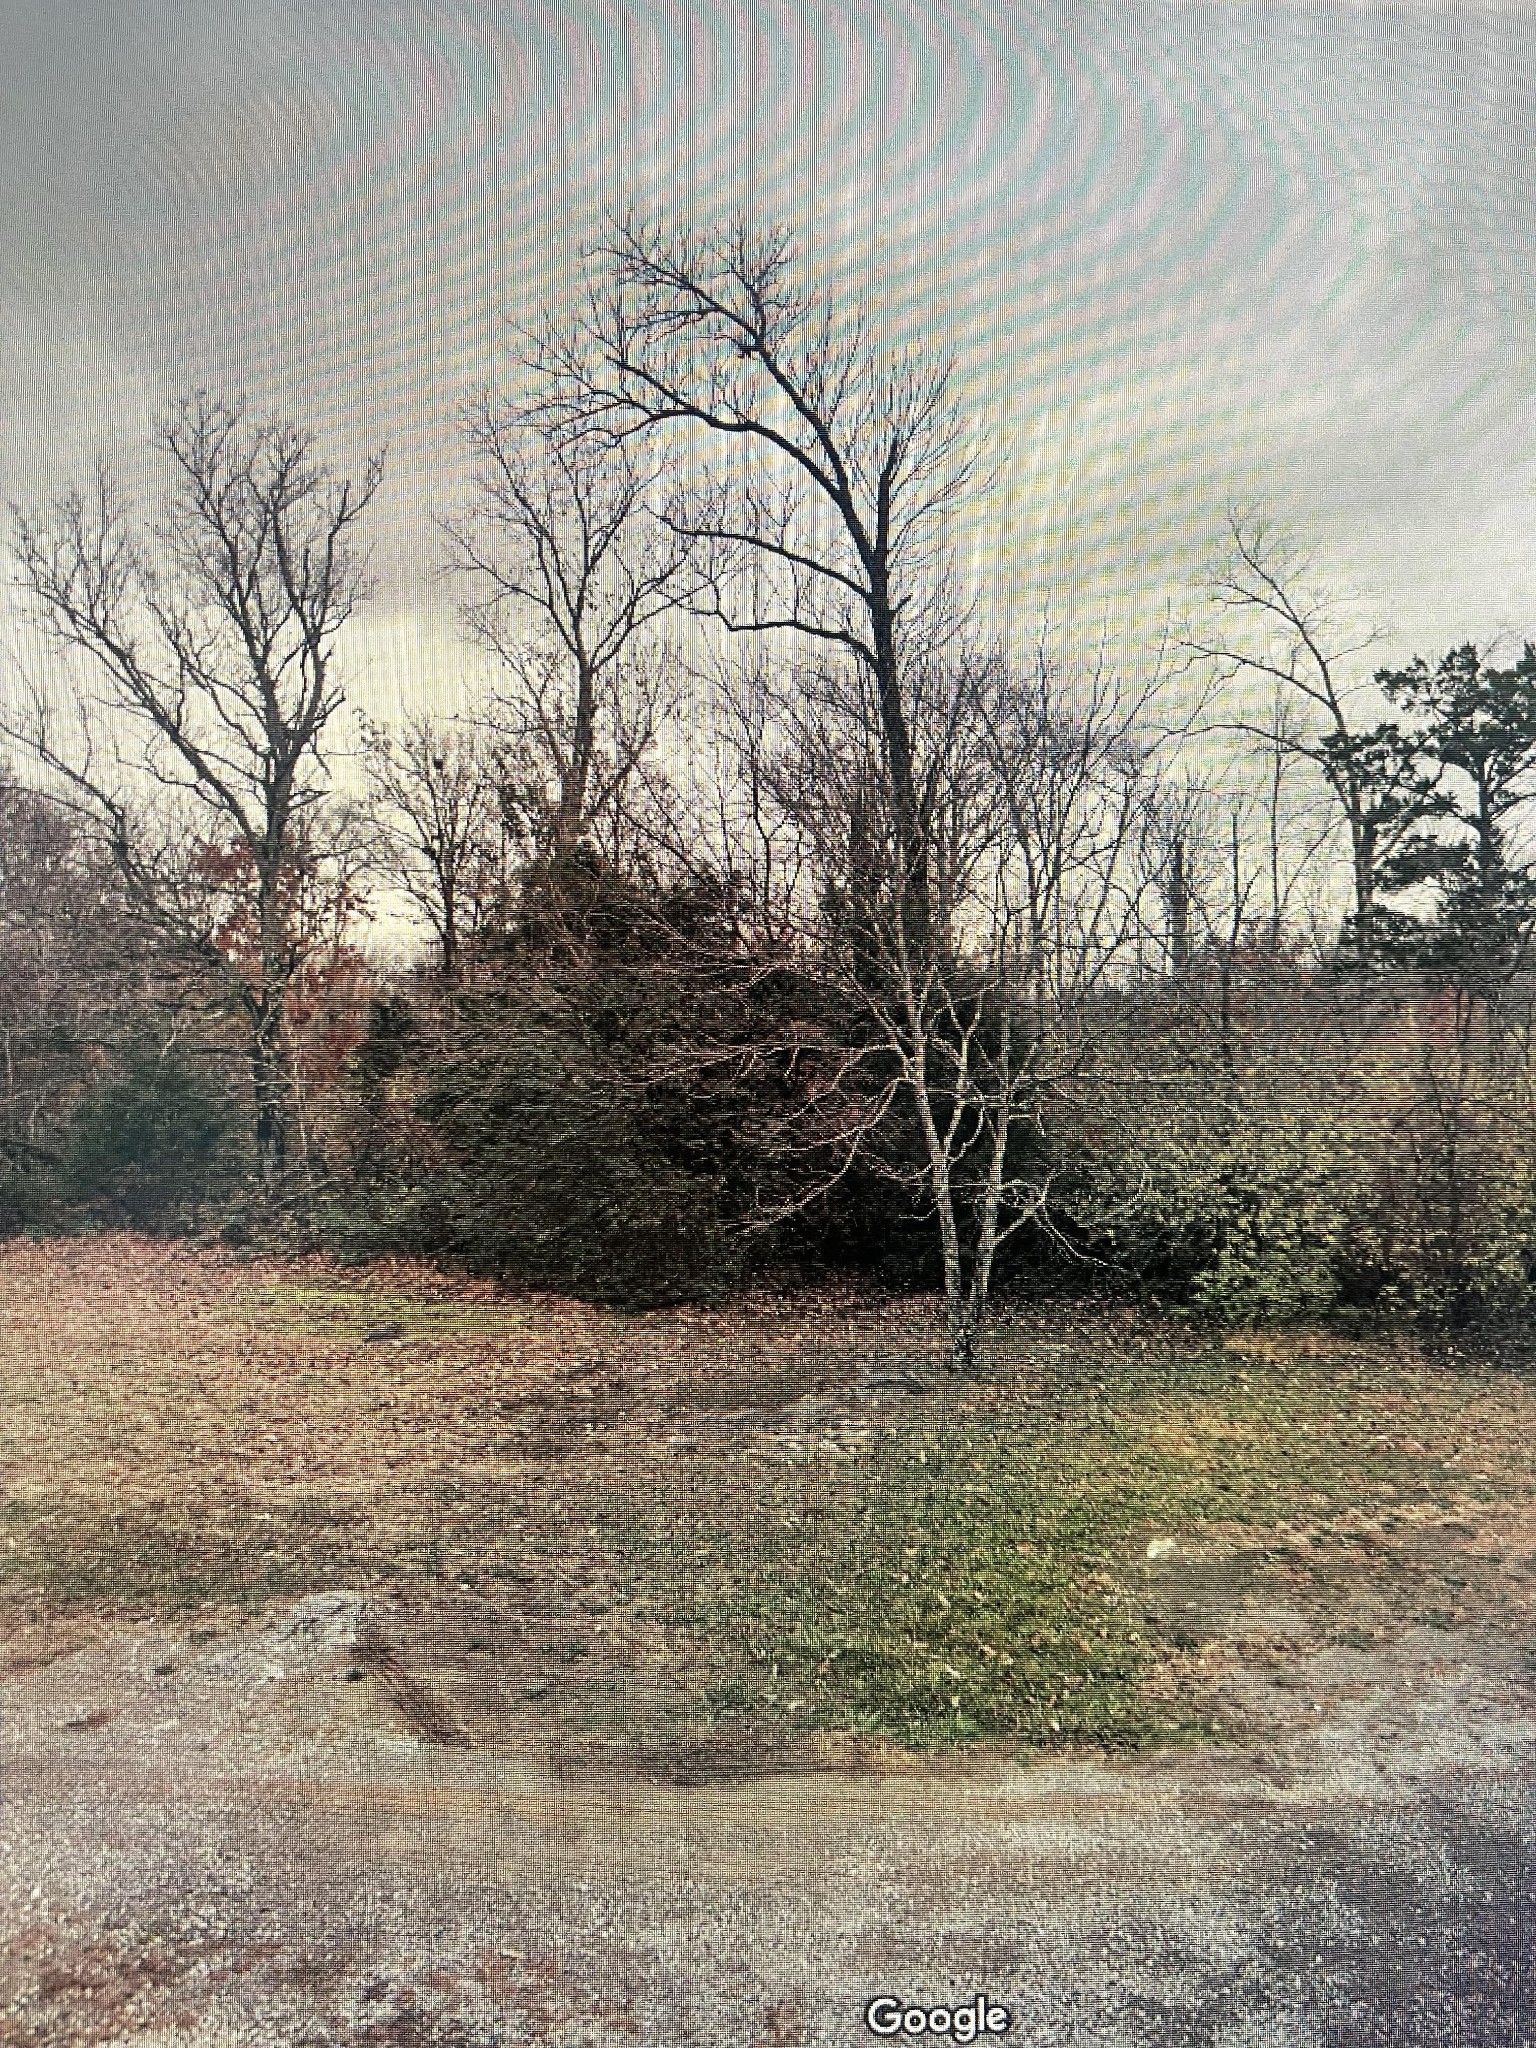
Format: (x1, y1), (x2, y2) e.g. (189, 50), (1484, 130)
(1052, 1074), (1359, 1324)
(1342, 1044), (1536, 1319)
(62, 1046), (237, 1228)
(0, 1137), (62, 1233)
(1049, 1011), (1536, 1325)
(336, 856), (798, 1306)
(413, 1011), (739, 1307)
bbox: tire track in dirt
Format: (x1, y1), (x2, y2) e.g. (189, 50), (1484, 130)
(2, 1595), (1533, 2046)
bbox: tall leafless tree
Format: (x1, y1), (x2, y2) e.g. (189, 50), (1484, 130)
(445, 400), (694, 864)
(358, 712), (506, 974)
(531, 215), (979, 944)
(7, 393), (384, 1186)
(1183, 512), (1440, 966)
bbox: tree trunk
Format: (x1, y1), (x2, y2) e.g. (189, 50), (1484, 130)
(869, 591), (928, 950)
(1168, 835), (1190, 977)
(946, 1297), (979, 1375)
(1351, 813), (1378, 966)
(439, 880), (459, 977)
(909, 1041), (982, 1375)
(253, 859), (291, 1189)
(251, 1029), (287, 1189)
(555, 658), (597, 849)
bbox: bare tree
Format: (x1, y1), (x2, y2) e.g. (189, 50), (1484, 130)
(723, 643), (1169, 1369)
(7, 393), (384, 1185)
(358, 712), (506, 973)
(1182, 512), (1440, 966)
(986, 647), (1167, 1027)
(445, 400), (693, 863)
(1247, 686), (1340, 955)
(532, 215), (979, 942)
(526, 216), (1208, 1363)
(0, 774), (164, 1191)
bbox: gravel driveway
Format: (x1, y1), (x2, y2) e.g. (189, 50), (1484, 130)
(3, 1588), (1533, 2047)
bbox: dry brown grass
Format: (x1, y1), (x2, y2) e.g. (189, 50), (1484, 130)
(0, 1232), (906, 1680)
(3, 1232), (1534, 1759)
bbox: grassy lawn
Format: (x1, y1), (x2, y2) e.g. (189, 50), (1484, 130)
(2, 1233), (1533, 1759)
(618, 1325), (1536, 1751)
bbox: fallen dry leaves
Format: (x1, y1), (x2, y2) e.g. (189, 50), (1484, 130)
(0, 1232), (905, 1674)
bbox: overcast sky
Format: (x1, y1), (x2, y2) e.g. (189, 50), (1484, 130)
(5, 0), (1536, 722)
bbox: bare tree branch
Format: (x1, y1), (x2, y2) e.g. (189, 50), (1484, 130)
(7, 393), (383, 1183)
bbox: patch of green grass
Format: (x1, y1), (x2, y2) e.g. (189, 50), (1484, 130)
(230, 1278), (526, 1343)
(585, 1334), (1532, 1751)
(719, 1448), (1163, 1749)
(0, 1500), (371, 1616)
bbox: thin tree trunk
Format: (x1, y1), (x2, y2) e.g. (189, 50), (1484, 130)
(899, 967), (972, 1372)
(251, 1029), (287, 1188)
(1168, 835), (1190, 978)
(1350, 810), (1378, 966)
(439, 877), (459, 977)
(253, 857), (291, 1189)
(870, 592), (928, 950)
(905, 996), (991, 1376)
(554, 657), (597, 849)
(959, 959), (1018, 1372)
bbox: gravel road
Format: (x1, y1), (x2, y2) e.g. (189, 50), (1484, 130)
(3, 1587), (1533, 2047)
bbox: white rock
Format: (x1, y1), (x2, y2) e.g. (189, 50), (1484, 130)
(269, 1591), (370, 1651)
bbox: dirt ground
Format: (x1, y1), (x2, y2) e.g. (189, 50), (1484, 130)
(2, 1237), (1534, 2044)
(3, 1585), (1533, 2045)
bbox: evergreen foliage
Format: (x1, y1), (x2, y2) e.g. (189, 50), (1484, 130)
(1375, 644), (1536, 997)
(344, 850), (862, 1306)
(62, 1046), (237, 1228)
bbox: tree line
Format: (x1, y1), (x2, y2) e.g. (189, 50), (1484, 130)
(7, 217), (1536, 1365)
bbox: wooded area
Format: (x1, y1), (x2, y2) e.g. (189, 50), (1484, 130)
(8, 219), (1536, 1368)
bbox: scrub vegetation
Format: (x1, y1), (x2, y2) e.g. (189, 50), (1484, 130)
(7, 224), (1536, 1369)
(7, 219), (1536, 1761)
(3, 1236), (1531, 1758)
